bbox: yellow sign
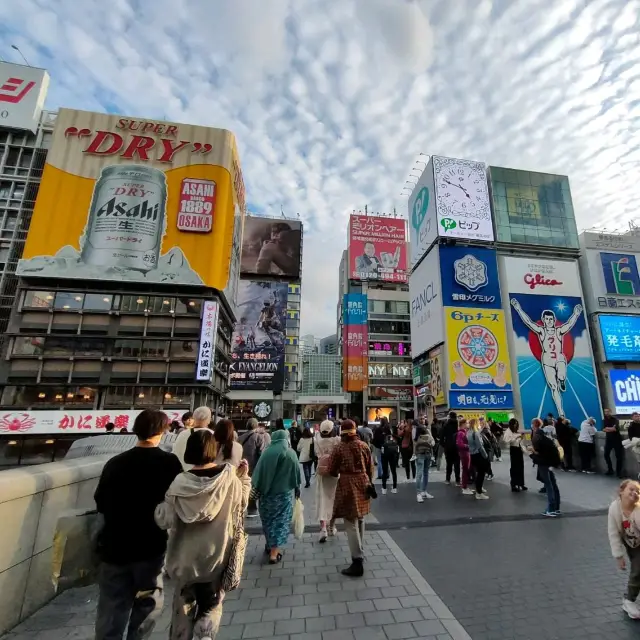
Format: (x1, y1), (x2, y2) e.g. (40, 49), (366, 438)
(18, 108), (245, 289)
(445, 307), (513, 395)
(506, 185), (540, 220)
(427, 347), (445, 405)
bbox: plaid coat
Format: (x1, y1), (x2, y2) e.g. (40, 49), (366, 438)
(330, 438), (373, 520)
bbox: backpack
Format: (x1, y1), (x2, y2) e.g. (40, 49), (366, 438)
(384, 438), (399, 457)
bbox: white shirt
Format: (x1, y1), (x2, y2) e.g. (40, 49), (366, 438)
(173, 427), (214, 471)
(578, 420), (597, 444)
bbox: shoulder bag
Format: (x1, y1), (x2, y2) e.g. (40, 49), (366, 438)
(221, 501), (249, 592)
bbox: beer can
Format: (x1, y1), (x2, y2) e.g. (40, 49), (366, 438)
(80, 164), (167, 272)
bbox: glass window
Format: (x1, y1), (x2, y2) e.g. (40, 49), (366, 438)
(23, 290), (54, 308)
(396, 301), (409, 315)
(175, 298), (202, 315)
(64, 387), (96, 406)
(104, 386), (134, 407)
(162, 386), (191, 406)
(74, 338), (108, 357)
(12, 336), (44, 356)
(371, 300), (386, 314)
(44, 337), (75, 356)
(54, 292), (84, 310)
(121, 295), (148, 313)
(142, 340), (169, 358)
(19, 438), (56, 466)
(135, 387), (164, 405)
(83, 294), (113, 311)
(113, 339), (142, 357)
(147, 297), (175, 314)
(170, 340), (197, 359)
(0, 438), (22, 468)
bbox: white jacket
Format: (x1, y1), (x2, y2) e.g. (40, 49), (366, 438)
(578, 420), (597, 444)
(297, 437), (314, 463)
(173, 427), (214, 471)
(608, 498), (640, 558)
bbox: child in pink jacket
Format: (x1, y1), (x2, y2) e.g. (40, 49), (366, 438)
(456, 419), (472, 495)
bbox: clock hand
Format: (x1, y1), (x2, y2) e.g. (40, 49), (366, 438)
(445, 178), (472, 199)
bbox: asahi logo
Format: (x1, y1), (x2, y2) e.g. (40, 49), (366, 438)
(97, 196), (160, 221)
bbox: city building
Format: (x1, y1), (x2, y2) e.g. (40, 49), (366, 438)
(296, 353), (349, 422)
(319, 333), (337, 354)
(340, 214), (412, 425)
(300, 333), (318, 355)
(0, 103), (246, 463)
(227, 215), (303, 428)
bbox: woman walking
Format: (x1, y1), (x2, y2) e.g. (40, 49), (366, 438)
(398, 420), (416, 482)
(214, 419), (243, 466)
(414, 423), (435, 503)
(297, 427), (314, 488)
(468, 419), (489, 500)
(608, 479), (640, 619)
(314, 420), (340, 542)
(503, 418), (528, 492)
(330, 420), (374, 578)
(456, 419), (473, 495)
(480, 417), (498, 480)
(380, 432), (400, 495)
(578, 417), (597, 473)
(251, 430), (301, 564)
(155, 430), (250, 640)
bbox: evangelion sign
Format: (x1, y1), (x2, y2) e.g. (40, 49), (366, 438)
(18, 108), (244, 289)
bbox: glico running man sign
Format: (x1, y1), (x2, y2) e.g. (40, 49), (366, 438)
(17, 108), (245, 289)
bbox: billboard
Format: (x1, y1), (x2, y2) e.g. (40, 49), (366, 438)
(366, 406), (396, 424)
(240, 216), (302, 278)
(439, 245), (501, 308)
(503, 256), (600, 424)
(343, 293), (368, 392)
(17, 108), (245, 289)
(433, 156), (493, 242)
(349, 215), (407, 283)
(610, 370), (640, 414)
(0, 62), (49, 133)
(409, 245), (443, 359)
(445, 307), (514, 410)
(598, 315), (640, 362)
(408, 158), (437, 269)
(196, 301), (219, 381)
(229, 281), (287, 390)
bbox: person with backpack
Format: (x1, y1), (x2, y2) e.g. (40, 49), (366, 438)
(239, 418), (271, 517)
(380, 432), (400, 495)
(314, 420), (341, 542)
(398, 420), (416, 482)
(531, 417), (562, 517)
(480, 417), (499, 480)
(414, 423), (435, 502)
(372, 417), (391, 479)
(442, 411), (461, 485)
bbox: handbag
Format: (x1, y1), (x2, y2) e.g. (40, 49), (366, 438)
(366, 483), (378, 499)
(221, 502), (249, 592)
(317, 453), (332, 476)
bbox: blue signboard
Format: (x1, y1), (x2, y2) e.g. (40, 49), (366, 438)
(343, 293), (368, 325)
(609, 370), (640, 414)
(439, 246), (502, 309)
(601, 253), (640, 296)
(448, 390), (513, 411)
(599, 315), (640, 362)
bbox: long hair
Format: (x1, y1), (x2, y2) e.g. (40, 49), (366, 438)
(508, 418), (519, 433)
(214, 419), (235, 460)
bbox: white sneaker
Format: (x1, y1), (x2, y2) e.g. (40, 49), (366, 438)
(461, 488), (474, 495)
(423, 492), (434, 499)
(475, 492), (489, 500)
(622, 598), (640, 619)
(392, 488), (398, 494)
(416, 493), (424, 503)
(328, 526), (337, 536)
(382, 488), (387, 495)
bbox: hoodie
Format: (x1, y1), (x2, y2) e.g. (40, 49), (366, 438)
(442, 418), (459, 449)
(155, 464), (250, 586)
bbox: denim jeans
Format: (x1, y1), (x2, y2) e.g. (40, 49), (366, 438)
(302, 461), (313, 486)
(415, 455), (431, 493)
(95, 555), (164, 640)
(538, 465), (560, 512)
(170, 582), (223, 640)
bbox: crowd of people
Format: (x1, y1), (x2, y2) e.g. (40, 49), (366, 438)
(91, 406), (640, 637)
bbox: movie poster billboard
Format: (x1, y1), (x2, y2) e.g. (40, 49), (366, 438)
(343, 293), (368, 392)
(17, 108), (245, 289)
(229, 281), (287, 390)
(349, 215), (407, 283)
(240, 216), (302, 278)
(503, 256), (601, 425)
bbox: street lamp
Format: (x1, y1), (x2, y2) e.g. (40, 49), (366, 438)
(11, 45), (30, 66)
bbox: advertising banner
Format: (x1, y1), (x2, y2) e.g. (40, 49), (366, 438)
(428, 346), (445, 405)
(240, 216), (302, 278)
(610, 370), (640, 414)
(370, 386), (413, 401)
(230, 281), (287, 390)
(408, 158), (437, 269)
(409, 245), (443, 359)
(503, 256), (600, 424)
(343, 293), (368, 392)
(445, 307), (514, 410)
(0, 62), (50, 133)
(598, 315), (640, 362)
(17, 108), (245, 289)
(367, 363), (412, 378)
(439, 245), (502, 309)
(0, 409), (187, 435)
(349, 215), (407, 283)
(369, 341), (410, 357)
(432, 156), (493, 242)
(196, 301), (219, 381)
(366, 406), (396, 424)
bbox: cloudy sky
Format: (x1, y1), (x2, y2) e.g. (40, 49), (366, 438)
(2, 0), (639, 338)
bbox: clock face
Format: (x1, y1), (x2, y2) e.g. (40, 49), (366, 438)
(435, 160), (490, 219)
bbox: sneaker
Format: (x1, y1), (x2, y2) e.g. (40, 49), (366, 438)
(417, 493), (424, 503)
(622, 598), (640, 619)
(521, 486), (529, 491)
(455, 482), (461, 487)
(553, 510), (562, 516)
(319, 532), (328, 544)
(246, 511), (259, 518)
(475, 492), (489, 500)
(444, 480), (451, 485)
(382, 488), (387, 495)
(586, 470), (596, 475)
(541, 511), (557, 517)
(486, 475), (494, 481)
(423, 492), (434, 499)
(461, 488), (474, 495)
(392, 488), (398, 494)
(538, 487), (547, 493)
(328, 526), (337, 537)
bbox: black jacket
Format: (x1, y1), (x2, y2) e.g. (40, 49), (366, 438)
(628, 421), (640, 441)
(442, 418), (459, 449)
(532, 430), (560, 467)
(373, 424), (391, 449)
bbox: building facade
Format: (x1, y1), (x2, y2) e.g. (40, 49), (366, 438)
(296, 353), (349, 422)
(319, 333), (337, 354)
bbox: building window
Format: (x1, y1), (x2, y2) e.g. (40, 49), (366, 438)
(147, 296), (175, 314)
(12, 336), (44, 356)
(54, 292), (84, 310)
(74, 338), (108, 357)
(114, 339), (142, 357)
(142, 340), (169, 358)
(170, 340), (197, 359)
(23, 290), (54, 308)
(104, 386), (134, 407)
(120, 295), (148, 313)
(44, 337), (76, 356)
(83, 294), (113, 311)
(175, 298), (202, 315)
(135, 387), (164, 405)
(396, 301), (409, 315)
(162, 386), (191, 406)
(63, 387), (96, 406)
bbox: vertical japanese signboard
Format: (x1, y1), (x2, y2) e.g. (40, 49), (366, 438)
(196, 300), (219, 381)
(343, 293), (368, 391)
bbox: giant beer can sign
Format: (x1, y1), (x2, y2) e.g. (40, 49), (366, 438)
(81, 164), (167, 272)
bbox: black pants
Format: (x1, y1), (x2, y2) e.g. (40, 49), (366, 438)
(510, 446), (525, 488)
(302, 461), (313, 486)
(579, 441), (594, 472)
(471, 453), (487, 493)
(605, 440), (624, 476)
(382, 453), (398, 489)
(401, 448), (416, 480)
(445, 447), (460, 483)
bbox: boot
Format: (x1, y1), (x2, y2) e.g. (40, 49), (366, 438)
(341, 557), (364, 578)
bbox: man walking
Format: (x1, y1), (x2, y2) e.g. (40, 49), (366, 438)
(94, 409), (182, 640)
(531, 417), (561, 517)
(172, 406), (212, 470)
(239, 417), (271, 517)
(604, 408), (624, 477)
(442, 411), (461, 485)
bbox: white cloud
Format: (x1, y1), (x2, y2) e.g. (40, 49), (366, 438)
(1, 0), (639, 339)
